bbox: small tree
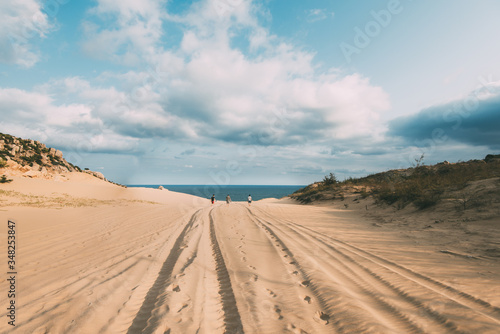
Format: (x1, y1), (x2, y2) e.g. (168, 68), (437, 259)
(0, 175), (12, 183)
(455, 189), (479, 211)
(323, 172), (337, 185)
(412, 153), (425, 168)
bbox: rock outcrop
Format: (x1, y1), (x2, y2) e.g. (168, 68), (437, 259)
(0, 132), (87, 181)
(0, 133), (80, 177)
(84, 170), (106, 181)
(0, 132), (126, 186)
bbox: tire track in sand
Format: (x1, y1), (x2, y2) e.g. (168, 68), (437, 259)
(209, 209), (245, 334)
(242, 207), (338, 333)
(251, 206), (500, 333)
(126, 209), (202, 334)
(283, 215), (500, 324)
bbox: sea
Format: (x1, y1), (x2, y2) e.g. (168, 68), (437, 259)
(126, 185), (305, 202)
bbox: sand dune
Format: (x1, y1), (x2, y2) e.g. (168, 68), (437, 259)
(1, 175), (500, 333)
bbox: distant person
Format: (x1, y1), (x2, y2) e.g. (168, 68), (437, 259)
(248, 194), (252, 206)
(226, 194), (231, 205)
(211, 194), (215, 205)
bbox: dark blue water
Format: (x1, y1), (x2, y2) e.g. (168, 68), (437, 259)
(126, 185), (304, 201)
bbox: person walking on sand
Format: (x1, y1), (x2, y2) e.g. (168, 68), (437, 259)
(211, 194), (215, 205)
(247, 194), (252, 206)
(226, 194), (231, 205)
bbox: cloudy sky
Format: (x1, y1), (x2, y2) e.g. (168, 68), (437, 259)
(1, 0), (500, 185)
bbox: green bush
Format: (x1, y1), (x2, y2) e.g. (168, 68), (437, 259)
(0, 149), (13, 158)
(323, 173), (337, 185)
(0, 175), (13, 183)
(414, 194), (441, 210)
(49, 155), (61, 166)
(0, 159), (6, 168)
(0, 133), (14, 144)
(360, 188), (369, 198)
(21, 154), (43, 166)
(485, 154), (500, 163)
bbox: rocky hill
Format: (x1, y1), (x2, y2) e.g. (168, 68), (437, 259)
(0, 132), (80, 174)
(0, 132), (110, 182)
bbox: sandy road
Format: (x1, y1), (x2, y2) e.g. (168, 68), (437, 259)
(2, 200), (500, 334)
(123, 203), (500, 334)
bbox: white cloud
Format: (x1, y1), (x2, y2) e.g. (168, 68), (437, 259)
(1, 0), (390, 158)
(155, 37), (389, 144)
(179, 0), (256, 30)
(305, 9), (332, 23)
(82, 0), (166, 64)
(0, 0), (53, 67)
(0, 86), (141, 153)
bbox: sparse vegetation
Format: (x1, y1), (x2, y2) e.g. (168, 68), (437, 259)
(0, 175), (13, 183)
(21, 153), (44, 166)
(0, 159), (6, 168)
(291, 155), (500, 210)
(323, 173), (337, 185)
(0, 189), (152, 207)
(454, 189), (481, 211)
(359, 187), (369, 199)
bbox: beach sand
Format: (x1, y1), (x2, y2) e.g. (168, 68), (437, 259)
(1, 174), (500, 333)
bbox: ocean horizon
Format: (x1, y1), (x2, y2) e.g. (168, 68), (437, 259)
(126, 184), (305, 202)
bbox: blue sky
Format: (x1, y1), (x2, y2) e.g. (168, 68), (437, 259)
(1, 0), (500, 185)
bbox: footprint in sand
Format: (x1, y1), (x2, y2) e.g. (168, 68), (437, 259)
(300, 280), (310, 287)
(177, 303), (189, 313)
(240, 250), (246, 255)
(287, 323), (308, 334)
(241, 257), (247, 262)
(273, 305), (283, 320)
(250, 274), (258, 282)
(266, 289), (277, 298)
(291, 270), (299, 275)
(248, 265), (256, 270)
(303, 296), (311, 304)
(314, 311), (330, 325)
(167, 284), (181, 292)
